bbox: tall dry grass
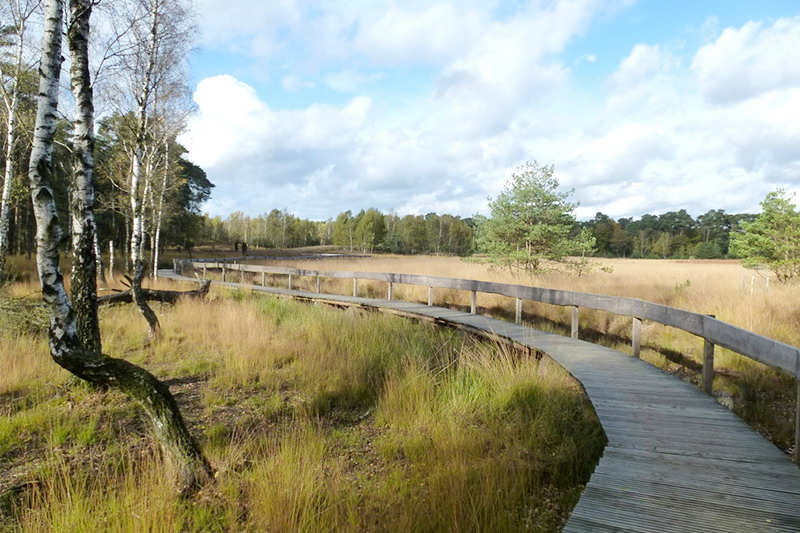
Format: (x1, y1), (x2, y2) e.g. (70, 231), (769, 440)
(255, 255), (799, 452)
(1, 263), (603, 532)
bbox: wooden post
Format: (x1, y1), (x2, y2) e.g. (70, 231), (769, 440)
(288, 274), (293, 290)
(470, 290), (477, 314)
(703, 339), (715, 394)
(316, 275), (321, 294)
(515, 298), (522, 325)
(202, 264), (207, 280)
(795, 357), (799, 465)
(702, 315), (716, 394)
(428, 286), (433, 306)
(222, 263), (226, 282)
(353, 278), (358, 297)
(571, 306), (579, 339)
(632, 317), (641, 358)
(388, 281), (393, 300)
(240, 268), (245, 283)
(261, 272), (265, 286)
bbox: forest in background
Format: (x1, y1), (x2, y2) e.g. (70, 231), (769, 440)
(199, 207), (757, 260)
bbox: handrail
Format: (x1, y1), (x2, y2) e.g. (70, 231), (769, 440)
(177, 258), (799, 377)
(174, 257), (800, 463)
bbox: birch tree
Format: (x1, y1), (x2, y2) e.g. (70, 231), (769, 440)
(108, 0), (193, 338)
(0, 0), (40, 286)
(29, 0), (212, 493)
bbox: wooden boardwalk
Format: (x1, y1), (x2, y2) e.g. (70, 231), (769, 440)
(161, 271), (800, 532)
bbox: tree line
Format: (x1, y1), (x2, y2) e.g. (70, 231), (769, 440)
(200, 208), (475, 256)
(201, 203), (757, 262)
(581, 209), (757, 259)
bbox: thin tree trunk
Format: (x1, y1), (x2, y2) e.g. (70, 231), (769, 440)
(0, 5), (28, 287)
(0, 98), (18, 286)
(108, 239), (115, 281)
(68, 0), (101, 353)
(129, 1), (161, 340)
(27, 0), (212, 493)
(94, 231), (105, 284)
(152, 141), (169, 279)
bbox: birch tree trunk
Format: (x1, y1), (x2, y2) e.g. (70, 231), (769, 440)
(27, 0), (212, 494)
(68, 0), (101, 352)
(129, 1), (161, 340)
(152, 141), (168, 279)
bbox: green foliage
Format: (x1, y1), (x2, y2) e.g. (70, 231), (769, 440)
(730, 189), (800, 282)
(476, 162), (590, 273)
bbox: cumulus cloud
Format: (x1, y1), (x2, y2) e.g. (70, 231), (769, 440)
(692, 16), (800, 104)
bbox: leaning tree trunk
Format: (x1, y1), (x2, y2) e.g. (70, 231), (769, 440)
(129, 2), (161, 340)
(27, 0), (212, 493)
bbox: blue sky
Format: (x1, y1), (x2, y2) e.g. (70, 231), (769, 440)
(183, 0), (800, 221)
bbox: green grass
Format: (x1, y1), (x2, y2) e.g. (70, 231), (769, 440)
(1, 284), (604, 532)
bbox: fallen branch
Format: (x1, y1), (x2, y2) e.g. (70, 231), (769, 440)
(98, 279), (211, 306)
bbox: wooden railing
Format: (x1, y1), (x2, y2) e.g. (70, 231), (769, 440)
(174, 258), (800, 462)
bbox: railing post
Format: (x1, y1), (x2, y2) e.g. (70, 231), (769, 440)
(353, 278), (358, 297)
(316, 275), (321, 294)
(702, 315), (716, 394)
(515, 298), (522, 325)
(795, 357), (799, 465)
(222, 263), (227, 282)
(203, 263), (207, 280)
(240, 267), (245, 283)
(261, 272), (265, 286)
(571, 306), (579, 339)
(427, 287), (433, 306)
(703, 339), (715, 394)
(388, 281), (393, 300)
(632, 317), (641, 358)
(470, 290), (477, 314)
(288, 274), (294, 290)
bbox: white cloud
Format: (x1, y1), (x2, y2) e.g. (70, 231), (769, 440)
(281, 74), (315, 92)
(325, 70), (384, 92)
(692, 16), (800, 104)
(353, 3), (487, 66)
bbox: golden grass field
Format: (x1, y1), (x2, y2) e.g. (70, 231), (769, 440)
(0, 253), (796, 531)
(1, 256), (604, 532)
(249, 255), (798, 453)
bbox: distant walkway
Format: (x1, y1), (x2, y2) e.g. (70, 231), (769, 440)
(160, 270), (800, 532)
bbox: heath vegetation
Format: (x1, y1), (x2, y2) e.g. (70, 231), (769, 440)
(1, 262), (605, 532)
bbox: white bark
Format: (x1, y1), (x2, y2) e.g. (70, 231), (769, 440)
(108, 239), (115, 281)
(68, 0), (101, 352)
(152, 140), (168, 278)
(129, 0), (161, 339)
(28, 0), (75, 354)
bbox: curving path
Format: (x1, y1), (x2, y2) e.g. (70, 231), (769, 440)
(160, 270), (800, 532)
